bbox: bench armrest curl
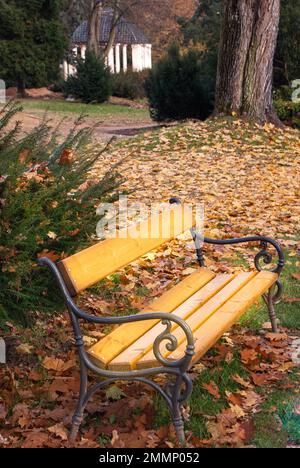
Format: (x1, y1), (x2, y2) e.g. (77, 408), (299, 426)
(169, 197), (285, 275)
(203, 235), (285, 274)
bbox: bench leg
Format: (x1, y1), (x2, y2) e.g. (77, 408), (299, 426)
(170, 375), (192, 446)
(172, 410), (185, 446)
(267, 293), (278, 333)
(264, 283), (282, 333)
(69, 359), (88, 442)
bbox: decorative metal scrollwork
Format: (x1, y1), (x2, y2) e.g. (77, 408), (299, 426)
(165, 374), (193, 404)
(204, 235), (285, 275)
(153, 320), (179, 368)
(270, 280), (283, 304)
(254, 241), (274, 271)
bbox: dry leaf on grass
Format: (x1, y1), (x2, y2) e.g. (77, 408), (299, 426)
(203, 381), (221, 399)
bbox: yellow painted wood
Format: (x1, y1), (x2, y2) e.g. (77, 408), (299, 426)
(136, 271), (256, 369)
(59, 204), (195, 294)
(136, 271), (278, 369)
(108, 274), (235, 371)
(88, 268), (215, 368)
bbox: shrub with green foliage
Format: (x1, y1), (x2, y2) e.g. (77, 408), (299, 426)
(64, 51), (112, 103)
(274, 99), (300, 128)
(112, 71), (148, 100)
(0, 101), (122, 324)
(145, 44), (214, 121)
(275, 0), (300, 86)
(0, 0), (67, 91)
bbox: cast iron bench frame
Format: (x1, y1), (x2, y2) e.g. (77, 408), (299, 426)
(38, 198), (285, 444)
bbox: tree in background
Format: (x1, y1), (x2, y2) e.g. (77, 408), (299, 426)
(215, 0), (281, 124)
(61, 0), (89, 35)
(179, 0), (221, 109)
(145, 44), (214, 121)
(275, 0), (300, 86)
(0, 0), (67, 94)
(179, 0), (220, 51)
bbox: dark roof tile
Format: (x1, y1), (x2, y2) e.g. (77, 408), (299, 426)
(72, 9), (149, 45)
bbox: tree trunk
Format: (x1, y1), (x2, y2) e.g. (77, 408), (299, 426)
(103, 0), (121, 59)
(215, 0), (281, 125)
(87, 0), (103, 55)
(17, 78), (26, 98)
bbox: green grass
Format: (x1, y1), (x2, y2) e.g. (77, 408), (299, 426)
(155, 353), (249, 439)
(251, 371), (300, 448)
(19, 99), (150, 121)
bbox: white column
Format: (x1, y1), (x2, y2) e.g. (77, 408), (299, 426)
(108, 46), (115, 73)
(115, 44), (121, 73)
(69, 63), (76, 76)
(81, 45), (87, 59)
(122, 45), (128, 72)
(132, 44), (138, 72)
(63, 60), (68, 80)
(132, 44), (144, 72)
(140, 45), (145, 70)
(146, 44), (152, 69)
(138, 45), (143, 71)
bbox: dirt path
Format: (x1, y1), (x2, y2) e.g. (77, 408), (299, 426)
(9, 109), (159, 142)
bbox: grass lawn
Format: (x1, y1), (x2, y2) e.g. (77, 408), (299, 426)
(18, 99), (150, 123)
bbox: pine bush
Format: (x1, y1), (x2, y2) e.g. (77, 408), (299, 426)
(112, 71), (148, 100)
(145, 44), (214, 121)
(0, 101), (122, 324)
(64, 51), (112, 103)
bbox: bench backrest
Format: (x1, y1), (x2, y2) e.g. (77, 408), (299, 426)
(58, 204), (195, 295)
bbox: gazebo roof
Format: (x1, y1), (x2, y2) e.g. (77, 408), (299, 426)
(72, 8), (150, 45)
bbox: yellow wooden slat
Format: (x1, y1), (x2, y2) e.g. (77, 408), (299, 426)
(137, 271), (278, 369)
(136, 271), (257, 369)
(58, 204), (195, 294)
(88, 268), (215, 368)
(108, 274), (235, 371)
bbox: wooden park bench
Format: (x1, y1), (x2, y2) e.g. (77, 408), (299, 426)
(38, 199), (285, 444)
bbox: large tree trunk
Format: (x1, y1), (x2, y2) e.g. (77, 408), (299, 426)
(215, 0), (281, 125)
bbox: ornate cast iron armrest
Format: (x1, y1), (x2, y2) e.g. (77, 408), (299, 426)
(72, 304), (195, 370)
(169, 197), (284, 276)
(38, 257), (195, 371)
(203, 235), (285, 275)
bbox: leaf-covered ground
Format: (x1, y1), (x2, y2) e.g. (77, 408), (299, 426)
(1, 118), (299, 448)
(92, 117), (300, 238)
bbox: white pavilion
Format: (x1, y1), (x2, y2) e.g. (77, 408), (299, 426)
(63, 8), (152, 78)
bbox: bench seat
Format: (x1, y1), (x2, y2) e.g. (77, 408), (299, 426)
(88, 269), (278, 371)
